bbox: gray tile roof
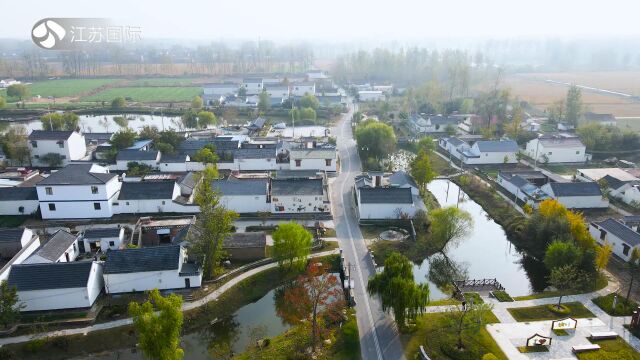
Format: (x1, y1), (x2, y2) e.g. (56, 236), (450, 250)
(539, 136), (585, 148)
(601, 175), (630, 190)
(38, 164), (117, 186)
(213, 179), (268, 196)
(116, 150), (159, 161)
(178, 172), (198, 190)
(0, 187), (38, 201)
(83, 228), (122, 239)
(234, 148), (275, 159)
(28, 130), (75, 141)
(118, 181), (176, 200)
(104, 245), (181, 274)
(475, 140), (518, 152)
(160, 153), (189, 163)
(272, 178), (323, 196)
(223, 232), (267, 248)
(250, 117), (267, 129)
(33, 230), (78, 262)
(8, 261), (93, 291)
(290, 148), (336, 159)
(444, 137), (466, 147)
(0, 228), (27, 244)
(547, 182), (602, 197)
(388, 171), (418, 189)
(594, 218), (640, 247)
(359, 187), (413, 204)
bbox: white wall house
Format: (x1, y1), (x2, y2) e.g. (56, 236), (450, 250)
(356, 186), (416, 220)
(213, 179), (270, 213)
(8, 261), (103, 311)
(271, 178), (329, 213)
(242, 78), (264, 95)
(460, 140), (519, 165)
(0, 187), (39, 215)
(495, 171), (550, 207)
(264, 85), (290, 99)
(0, 234), (40, 282)
(438, 137), (469, 161)
(37, 164), (121, 219)
(159, 154), (190, 173)
(575, 168), (639, 183)
(0, 228), (36, 260)
(358, 90), (385, 102)
(590, 218), (640, 261)
(114, 150), (161, 171)
(408, 114), (458, 134)
(609, 180), (640, 207)
(81, 227), (125, 253)
(114, 181), (198, 215)
(541, 182), (608, 209)
(525, 136), (588, 163)
(289, 148), (337, 172)
(103, 245), (202, 294)
(28, 130), (87, 166)
(291, 82), (316, 96)
(24, 229), (80, 264)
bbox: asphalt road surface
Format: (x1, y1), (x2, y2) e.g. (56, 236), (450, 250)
(330, 103), (405, 360)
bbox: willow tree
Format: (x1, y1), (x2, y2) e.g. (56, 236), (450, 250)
(367, 252), (429, 330)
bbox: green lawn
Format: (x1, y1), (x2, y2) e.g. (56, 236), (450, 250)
(402, 311), (507, 360)
(592, 293), (639, 316)
(492, 290), (514, 302)
(576, 337), (640, 360)
(0, 216), (29, 227)
(508, 302), (595, 322)
(126, 78), (199, 86)
(82, 87), (202, 102)
(28, 79), (120, 98)
(513, 273), (608, 301)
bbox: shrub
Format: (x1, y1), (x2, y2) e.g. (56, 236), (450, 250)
(482, 354), (499, 360)
(552, 329), (569, 336)
(51, 336), (70, 350)
(547, 304), (570, 315)
(492, 290), (514, 302)
(23, 338), (46, 353)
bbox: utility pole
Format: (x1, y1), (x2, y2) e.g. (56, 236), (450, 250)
(48, 104), (53, 131)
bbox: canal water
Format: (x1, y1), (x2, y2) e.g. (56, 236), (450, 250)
(414, 179), (541, 299)
(7, 114), (185, 133)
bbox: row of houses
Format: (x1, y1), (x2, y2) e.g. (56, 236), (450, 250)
(0, 217), (270, 312)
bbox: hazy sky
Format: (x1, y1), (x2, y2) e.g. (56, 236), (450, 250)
(4, 0), (640, 41)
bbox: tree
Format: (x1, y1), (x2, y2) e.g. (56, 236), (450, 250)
(565, 85), (582, 126)
(0, 281), (22, 329)
(548, 265), (587, 309)
(196, 111), (217, 128)
(127, 162), (153, 176)
(258, 90), (270, 112)
(279, 261), (345, 351)
(595, 242), (613, 274)
(416, 137), (435, 153)
(155, 142), (175, 155)
(626, 247), (640, 303)
(410, 149), (436, 194)
(272, 222), (312, 270)
(355, 119), (396, 160)
(367, 252), (430, 330)
(429, 207), (473, 253)
(505, 104), (524, 139)
(113, 116), (128, 128)
(40, 153), (64, 167)
(109, 128), (137, 150)
(0, 96), (6, 109)
(129, 289), (184, 360)
(138, 125), (160, 141)
(191, 95), (203, 109)
(544, 240), (581, 271)
(0, 126), (30, 165)
(111, 97), (126, 109)
(291, 107), (317, 121)
(40, 112), (79, 131)
(6, 84), (28, 101)
(190, 166), (237, 279)
(547, 99), (565, 123)
(192, 146), (219, 164)
(446, 301), (493, 350)
(299, 94), (320, 110)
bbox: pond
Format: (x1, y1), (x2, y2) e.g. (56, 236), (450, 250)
(267, 125), (329, 138)
(82, 274), (340, 360)
(411, 179), (543, 300)
(6, 114), (186, 133)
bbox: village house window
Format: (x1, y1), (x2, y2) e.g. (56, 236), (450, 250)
(600, 230), (606, 241)
(58, 141), (64, 148)
(325, 159), (332, 166)
(109, 241), (115, 247)
(162, 201), (166, 205)
(48, 203), (56, 211)
(31, 141), (37, 148)
(623, 244), (631, 256)
(113, 202), (119, 206)
(94, 203), (101, 210)
(91, 186), (99, 194)
(295, 159), (302, 167)
(45, 187), (53, 195)
(576, 150), (580, 154)
(548, 152), (553, 155)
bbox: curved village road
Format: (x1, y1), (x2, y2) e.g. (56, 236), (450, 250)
(0, 249), (340, 347)
(330, 103), (405, 360)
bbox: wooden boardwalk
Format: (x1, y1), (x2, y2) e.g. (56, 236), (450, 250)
(454, 278), (505, 296)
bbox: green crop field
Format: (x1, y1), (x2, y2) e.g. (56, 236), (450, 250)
(27, 79), (120, 98)
(127, 78), (200, 86)
(82, 86), (202, 102)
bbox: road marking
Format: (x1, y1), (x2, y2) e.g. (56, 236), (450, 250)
(336, 115), (384, 360)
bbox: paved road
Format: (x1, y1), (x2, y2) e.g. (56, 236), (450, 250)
(330, 104), (405, 360)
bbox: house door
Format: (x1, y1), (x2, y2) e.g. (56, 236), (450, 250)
(185, 278), (191, 288)
(65, 252), (70, 262)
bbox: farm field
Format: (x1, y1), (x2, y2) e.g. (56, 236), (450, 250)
(82, 86), (202, 103)
(500, 73), (640, 117)
(27, 79), (121, 98)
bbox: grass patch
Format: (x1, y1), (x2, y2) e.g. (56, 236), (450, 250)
(513, 273), (608, 301)
(517, 345), (549, 353)
(402, 311), (507, 360)
(576, 337), (640, 359)
(592, 293), (639, 316)
(82, 87), (202, 103)
(552, 328), (569, 336)
(27, 79), (120, 98)
(508, 302), (595, 322)
(431, 153), (458, 176)
(491, 291), (514, 302)
(369, 240), (413, 264)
